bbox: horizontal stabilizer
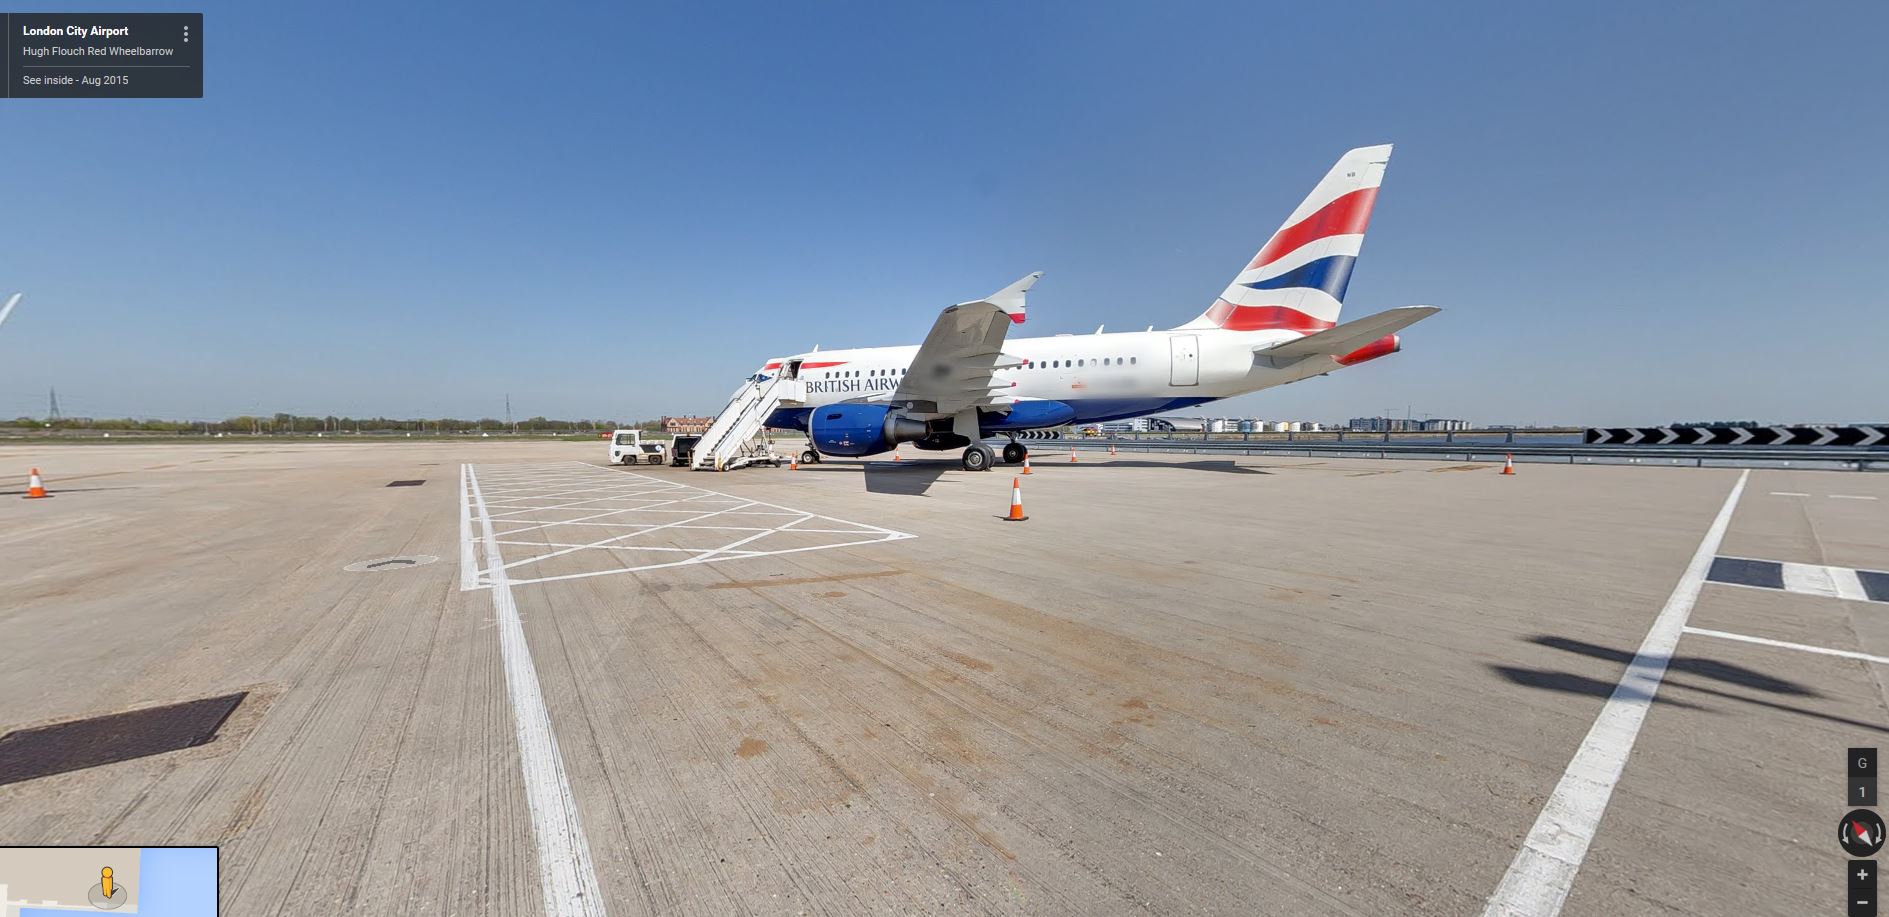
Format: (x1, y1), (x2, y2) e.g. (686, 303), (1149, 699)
(1259, 305), (1439, 359)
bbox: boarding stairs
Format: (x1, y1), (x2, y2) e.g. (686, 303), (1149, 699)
(692, 372), (802, 471)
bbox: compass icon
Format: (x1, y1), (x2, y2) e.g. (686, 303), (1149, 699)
(1841, 809), (1885, 857)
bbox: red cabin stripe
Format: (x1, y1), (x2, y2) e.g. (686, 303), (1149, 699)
(1246, 188), (1378, 270)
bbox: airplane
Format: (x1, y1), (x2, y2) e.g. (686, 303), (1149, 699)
(747, 145), (1439, 471)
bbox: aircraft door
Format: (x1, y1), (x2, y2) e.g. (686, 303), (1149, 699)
(1169, 335), (1199, 386)
(784, 359), (802, 380)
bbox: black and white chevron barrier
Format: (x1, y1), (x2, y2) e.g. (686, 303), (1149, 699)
(1012, 429), (1066, 441)
(1585, 425), (1888, 447)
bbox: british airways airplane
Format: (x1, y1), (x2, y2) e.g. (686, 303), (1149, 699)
(742, 145), (1438, 472)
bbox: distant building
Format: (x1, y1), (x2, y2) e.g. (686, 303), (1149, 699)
(1149, 416), (1206, 433)
(1347, 416), (1470, 432)
(662, 415), (712, 435)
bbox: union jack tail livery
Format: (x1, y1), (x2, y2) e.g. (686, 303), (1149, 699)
(1179, 144), (1391, 333)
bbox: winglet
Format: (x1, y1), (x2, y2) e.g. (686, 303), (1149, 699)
(967, 272), (1041, 325)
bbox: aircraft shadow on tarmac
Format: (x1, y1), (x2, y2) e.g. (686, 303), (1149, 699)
(847, 457), (1269, 497)
(1489, 634), (1889, 734)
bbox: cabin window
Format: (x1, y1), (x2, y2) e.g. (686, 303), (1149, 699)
(1077, 360), (1085, 367)
(1130, 357), (1137, 365)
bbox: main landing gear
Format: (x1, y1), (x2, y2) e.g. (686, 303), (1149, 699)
(961, 443), (994, 472)
(962, 440), (1027, 471)
(799, 448), (822, 465)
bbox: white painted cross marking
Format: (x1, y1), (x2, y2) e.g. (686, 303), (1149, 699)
(463, 462), (913, 587)
(1481, 470), (1749, 917)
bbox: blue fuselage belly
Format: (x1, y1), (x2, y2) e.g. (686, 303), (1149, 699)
(764, 396), (1217, 436)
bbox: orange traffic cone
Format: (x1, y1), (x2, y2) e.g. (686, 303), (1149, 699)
(893, 452), (901, 462)
(1003, 477), (1028, 522)
(789, 459), (798, 471)
(1069, 446), (1078, 463)
(1109, 443), (1118, 456)
(1020, 453), (1032, 475)
(24, 467), (47, 499)
(1500, 454), (1516, 475)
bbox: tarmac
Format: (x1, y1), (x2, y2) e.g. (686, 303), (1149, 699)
(0, 439), (1884, 916)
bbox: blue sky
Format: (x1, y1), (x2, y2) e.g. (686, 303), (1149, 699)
(2, 1), (1884, 425)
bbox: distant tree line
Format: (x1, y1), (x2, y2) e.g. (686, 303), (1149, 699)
(3, 414), (656, 434)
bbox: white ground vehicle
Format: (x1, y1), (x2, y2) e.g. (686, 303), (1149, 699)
(609, 430), (669, 465)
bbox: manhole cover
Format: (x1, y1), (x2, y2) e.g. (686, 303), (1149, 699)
(386, 479), (426, 487)
(343, 554), (439, 573)
(0, 692), (247, 786)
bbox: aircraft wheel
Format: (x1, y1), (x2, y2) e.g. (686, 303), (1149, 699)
(800, 449), (820, 465)
(962, 444), (994, 472)
(1002, 442), (1027, 464)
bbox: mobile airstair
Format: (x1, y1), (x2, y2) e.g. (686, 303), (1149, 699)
(692, 371), (802, 470)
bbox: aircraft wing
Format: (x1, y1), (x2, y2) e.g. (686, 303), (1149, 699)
(889, 272), (1040, 416)
(1259, 305), (1440, 359)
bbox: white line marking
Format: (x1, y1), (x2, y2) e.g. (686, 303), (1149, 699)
(1683, 626), (1889, 665)
(1481, 470), (1749, 917)
(467, 465), (609, 917)
(459, 463), (479, 591)
(508, 538), (909, 586)
(1781, 562), (1844, 599)
(1768, 491), (1809, 497)
(479, 463), (914, 584)
(1834, 568), (1871, 602)
(1833, 495), (1880, 501)
(1713, 557), (1877, 603)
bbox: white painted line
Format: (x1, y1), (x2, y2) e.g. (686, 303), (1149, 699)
(467, 465), (609, 917)
(1768, 491), (1809, 497)
(459, 463), (479, 591)
(1482, 469), (1749, 917)
(1682, 626), (1889, 666)
(480, 464), (915, 584)
(1781, 562), (1844, 599)
(507, 537), (910, 586)
(1714, 558), (1875, 603)
(1833, 494), (1880, 501)
(1774, 562), (1872, 602)
(1834, 568), (1871, 602)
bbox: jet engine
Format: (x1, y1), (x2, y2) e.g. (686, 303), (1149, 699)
(807, 404), (927, 457)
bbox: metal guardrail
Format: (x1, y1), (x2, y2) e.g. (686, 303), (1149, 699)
(1042, 437), (1889, 472)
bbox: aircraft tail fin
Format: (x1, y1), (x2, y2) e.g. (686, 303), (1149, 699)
(1179, 145), (1391, 333)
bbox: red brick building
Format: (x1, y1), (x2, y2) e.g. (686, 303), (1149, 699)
(662, 415), (713, 435)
